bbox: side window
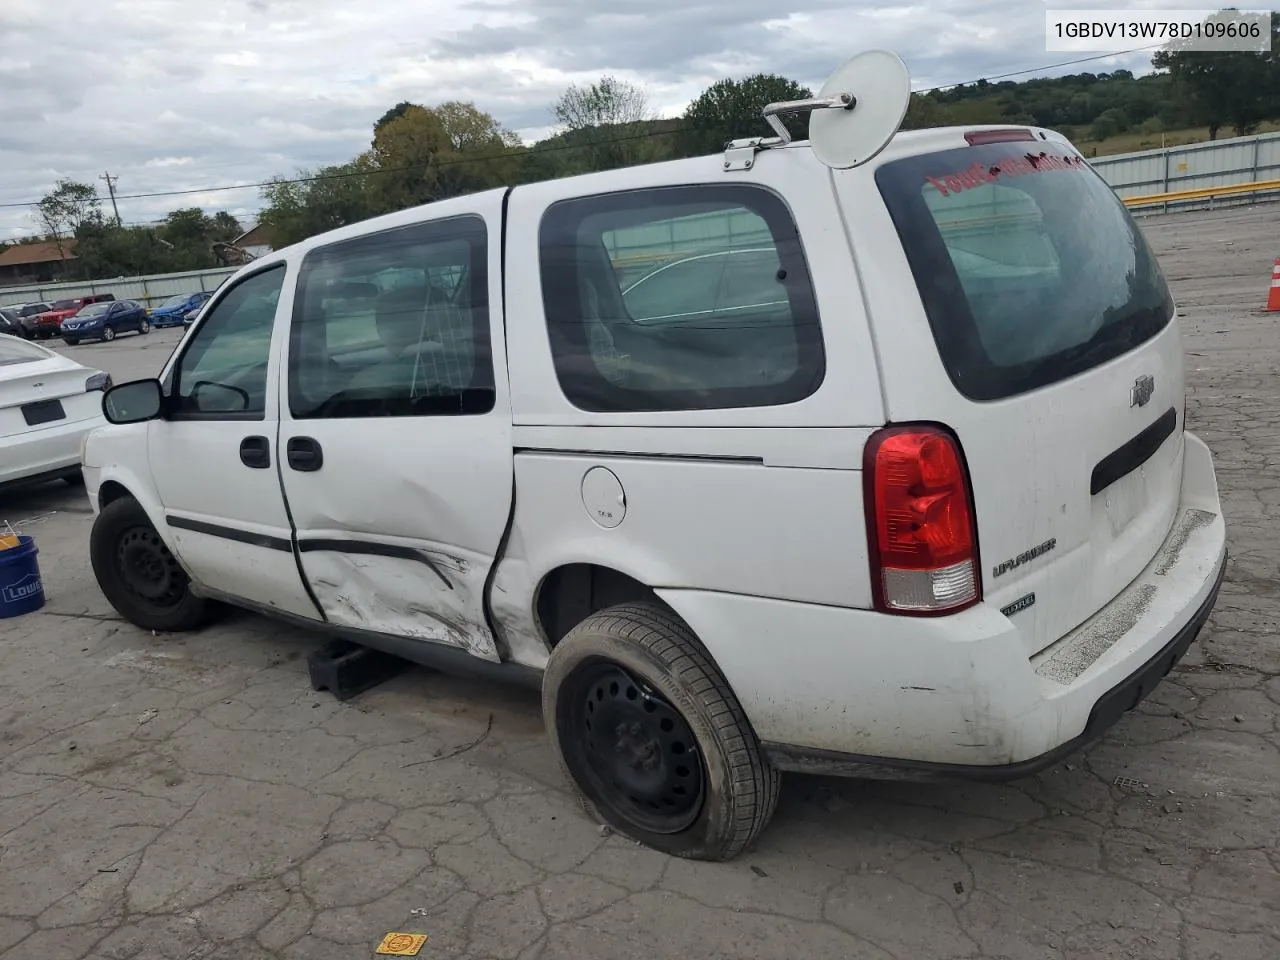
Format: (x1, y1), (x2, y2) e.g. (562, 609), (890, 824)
(171, 265), (285, 418)
(288, 215), (494, 420)
(538, 185), (824, 413)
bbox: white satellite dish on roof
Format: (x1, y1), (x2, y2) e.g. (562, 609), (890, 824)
(731, 50), (912, 173)
(809, 50), (911, 169)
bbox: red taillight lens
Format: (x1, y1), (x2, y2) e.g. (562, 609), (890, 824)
(864, 426), (980, 614)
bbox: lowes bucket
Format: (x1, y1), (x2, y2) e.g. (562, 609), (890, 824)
(0, 535), (45, 619)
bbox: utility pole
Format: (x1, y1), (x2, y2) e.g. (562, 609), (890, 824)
(100, 172), (121, 226)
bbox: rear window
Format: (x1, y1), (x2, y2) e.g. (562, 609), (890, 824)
(875, 142), (1175, 401)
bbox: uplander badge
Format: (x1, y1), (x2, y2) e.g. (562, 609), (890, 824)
(992, 538), (1057, 579)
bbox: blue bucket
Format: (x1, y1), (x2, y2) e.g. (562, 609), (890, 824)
(0, 535), (45, 619)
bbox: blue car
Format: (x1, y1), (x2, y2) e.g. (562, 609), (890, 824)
(150, 291), (212, 328)
(60, 300), (151, 345)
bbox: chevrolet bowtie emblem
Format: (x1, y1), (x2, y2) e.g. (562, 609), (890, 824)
(1130, 374), (1155, 408)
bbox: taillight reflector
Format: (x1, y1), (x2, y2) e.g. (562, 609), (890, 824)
(864, 425), (980, 615)
(964, 128), (1036, 145)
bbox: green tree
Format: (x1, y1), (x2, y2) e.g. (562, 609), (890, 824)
(677, 74), (813, 155)
(553, 75), (652, 129)
(901, 92), (946, 130)
(153, 208), (225, 270)
(258, 155), (378, 247)
(209, 211), (243, 242)
(375, 100), (416, 133)
(33, 179), (101, 266)
(550, 75), (656, 173)
(1152, 10), (1280, 138)
(73, 222), (171, 278)
(367, 101), (524, 213)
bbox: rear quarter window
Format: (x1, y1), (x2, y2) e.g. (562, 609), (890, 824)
(875, 143), (1175, 401)
(538, 184), (824, 413)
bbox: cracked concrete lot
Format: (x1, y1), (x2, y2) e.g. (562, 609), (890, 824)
(1, 205), (1277, 959)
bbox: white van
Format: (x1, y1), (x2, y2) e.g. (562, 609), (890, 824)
(81, 54), (1226, 861)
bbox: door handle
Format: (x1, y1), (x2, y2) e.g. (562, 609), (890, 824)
(287, 436), (323, 472)
(239, 435), (271, 469)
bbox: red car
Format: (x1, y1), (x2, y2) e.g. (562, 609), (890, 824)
(31, 294), (115, 339)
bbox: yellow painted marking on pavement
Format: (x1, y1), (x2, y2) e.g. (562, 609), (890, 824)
(376, 932), (428, 956)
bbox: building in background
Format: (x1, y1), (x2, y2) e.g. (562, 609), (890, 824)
(231, 224), (274, 259)
(0, 240), (78, 285)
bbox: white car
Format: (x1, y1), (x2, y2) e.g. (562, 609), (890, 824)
(80, 51), (1226, 862)
(0, 336), (110, 489)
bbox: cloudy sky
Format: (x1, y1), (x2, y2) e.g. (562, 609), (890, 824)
(1, 0), (1172, 243)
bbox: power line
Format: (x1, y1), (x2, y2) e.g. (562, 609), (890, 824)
(0, 45), (1175, 213)
(920, 44), (1166, 91)
(0, 126), (669, 209)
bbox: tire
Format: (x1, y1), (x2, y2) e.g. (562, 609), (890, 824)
(542, 601), (780, 862)
(102, 326), (116, 342)
(64, 338), (80, 346)
(89, 496), (210, 632)
(138, 319), (150, 334)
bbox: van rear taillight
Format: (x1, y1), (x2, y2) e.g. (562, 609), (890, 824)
(864, 426), (980, 615)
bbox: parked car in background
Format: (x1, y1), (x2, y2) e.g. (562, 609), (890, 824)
(151, 291), (213, 328)
(0, 335), (110, 490)
(2, 302), (53, 338)
(0, 307), (20, 336)
(60, 299), (150, 344)
(32, 294), (115, 339)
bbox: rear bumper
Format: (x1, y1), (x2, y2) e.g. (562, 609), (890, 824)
(0, 416), (100, 487)
(659, 430), (1227, 775)
(763, 552), (1224, 781)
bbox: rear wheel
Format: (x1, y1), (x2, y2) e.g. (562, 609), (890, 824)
(90, 496), (209, 632)
(101, 326), (116, 342)
(138, 319), (150, 334)
(542, 601), (780, 861)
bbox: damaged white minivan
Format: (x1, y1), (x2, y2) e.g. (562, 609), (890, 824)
(83, 51), (1226, 861)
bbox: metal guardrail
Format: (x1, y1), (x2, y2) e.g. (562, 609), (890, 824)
(1122, 178), (1280, 211)
(0, 265), (236, 310)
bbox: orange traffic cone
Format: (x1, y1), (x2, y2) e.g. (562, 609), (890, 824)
(1268, 258), (1280, 312)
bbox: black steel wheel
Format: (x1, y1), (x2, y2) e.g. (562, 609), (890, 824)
(90, 496), (210, 632)
(561, 660), (706, 835)
(543, 601), (780, 861)
(116, 524), (186, 608)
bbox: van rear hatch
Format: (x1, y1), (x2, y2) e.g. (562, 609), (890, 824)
(861, 135), (1184, 656)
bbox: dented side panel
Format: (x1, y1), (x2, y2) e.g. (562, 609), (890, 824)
(274, 190), (514, 663)
(300, 542), (499, 660)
